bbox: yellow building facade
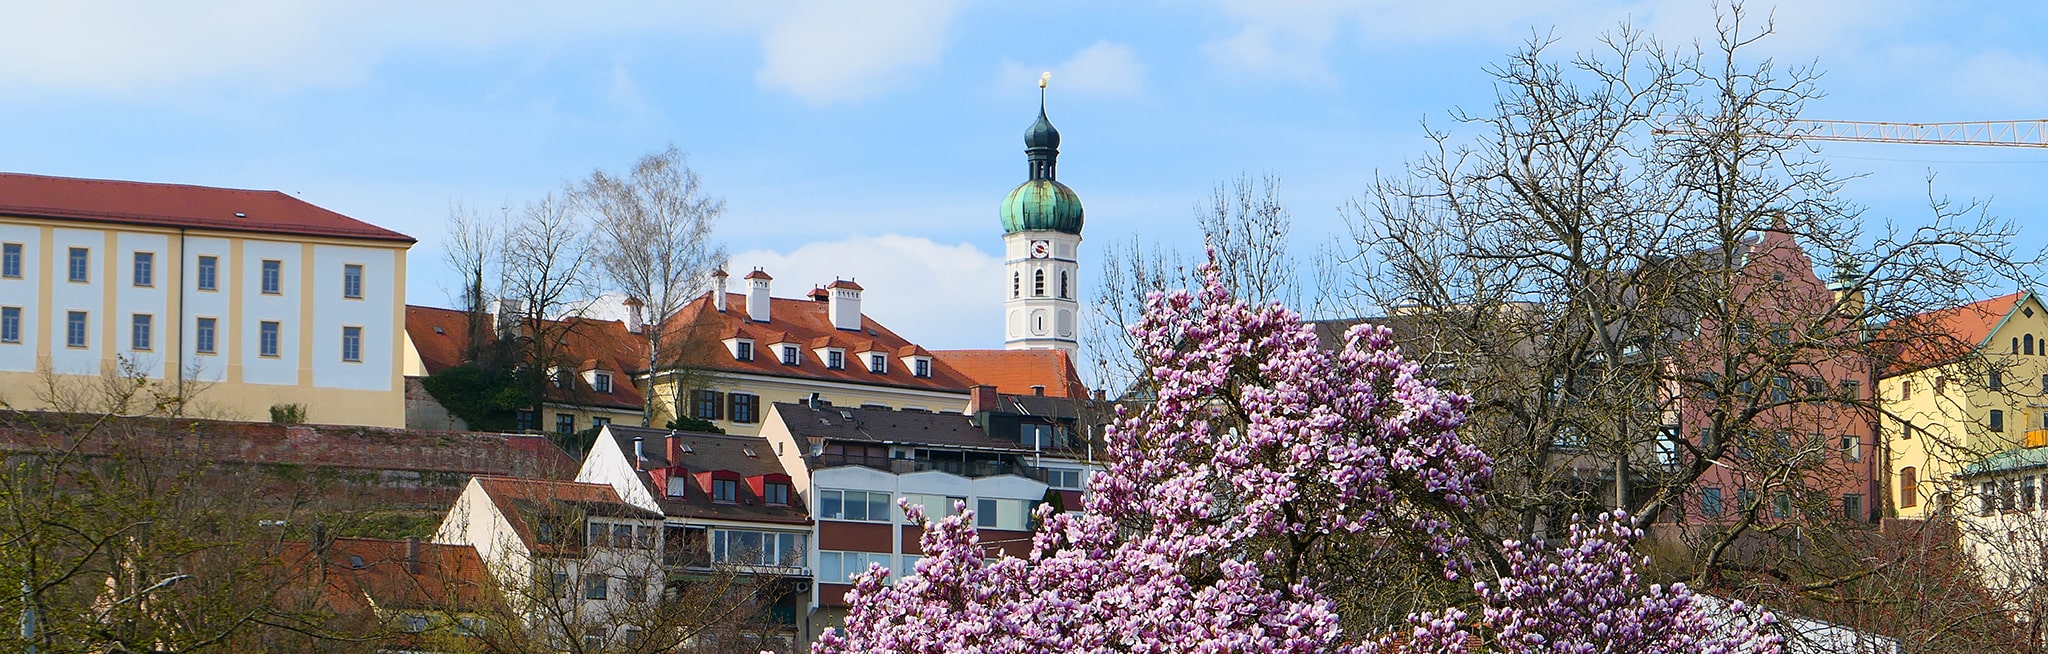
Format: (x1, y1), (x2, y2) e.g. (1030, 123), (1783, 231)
(1881, 290), (2048, 517)
(0, 174), (412, 428)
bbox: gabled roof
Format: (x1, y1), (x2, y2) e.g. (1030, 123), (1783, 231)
(598, 425), (811, 525)
(770, 402), (1033, 452)
(0, 172), (414, 243)
(658, 292), (978, 393)
(278, 537), (490, 614)
(932, 349), (1087, 398)
(404, 305), (647, 410)
(470, 476), (659, 555)
(1880, 291), (2030, 375)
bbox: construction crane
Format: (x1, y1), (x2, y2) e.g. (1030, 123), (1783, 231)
(1653, 119), (2048, 149)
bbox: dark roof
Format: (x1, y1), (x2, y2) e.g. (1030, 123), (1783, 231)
(933, 349), (1088, 398)
(770, 402), (1031, 452)
(600, 425), (811, 525)
(991, 392), (1093, 421)
(0, 172), (413, 243)
(659, 291), (978, 393)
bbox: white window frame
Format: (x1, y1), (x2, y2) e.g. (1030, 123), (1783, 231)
(817, 488), (893, 523)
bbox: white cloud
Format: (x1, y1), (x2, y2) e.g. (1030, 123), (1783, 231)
(754, 0), (962, 104)
(729, 235), (1003, 350)
(997, 41), (1147, 98)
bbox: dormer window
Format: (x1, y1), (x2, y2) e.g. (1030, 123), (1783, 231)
(765, 482), (790, 505)
(781, 345), (799, 366)
(736, 340), (754, 361)
(666, 474), (686, 497)
(913, 357), (932, 378)
(593, 372), (613, 394)
(826, 349), (845, 370)
(552, 369), (573, 389)
(868, 353), (888, 374)
(713, 478), (738, 503)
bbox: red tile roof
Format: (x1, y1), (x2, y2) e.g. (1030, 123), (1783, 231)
(0, 172), (413, 243)
(404, 305), (647, 411)
(277, 537), (491, 614)
(470, 475), (660, 555)
(1881, 291), (2030, 374)
(932, 349), (1087, 398)
(659, 292), (978, 393)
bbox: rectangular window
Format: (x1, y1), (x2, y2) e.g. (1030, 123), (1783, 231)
(1701, 487), (1724, 517)
(66, 311), (87, 348)
(666, 476), (687, 497)
(1736, 489), (1756, 514)
(341, 326), (362, 362)
(0, 307), (19, 343)
(827, 350), (844, 370)
(765, 482), (790, 505)
(899, 493), (965, 521)
(1043, 468), (1084, 490)
(2025, 477), (2039, 512)
(818, 550), (893, 583)
(975, 498), (1038, 531)
(187, 317), (215, 354)
(196, 255), (217, 290)
(736, 341), (753, 361)
(587, 520), (609, 547)
(1842, 494), (1863, 522)
(67, 247), (88, 282)
(713, 478), (737, 502)
(914, 358), (931, 378)
(129, 314), (152, 351)
(1900, 467), (1919, 508)
(1991, 371), (2004, 391)
(729, 393), (759, 423)
(556, 414), (575, 435)
(1983, 482), (1999, 516)
(692, 389), (724, 420)
(781, 345), (799, 365)
(261, 259), (282, 294)
(259, 321), (281, 358)
(1771, 493), (1790, 519)
(515, 410), (536, 432)
(132, 252), (153, 287)
(817, 489), (893, 523)
(592, 416), (611, 428)
(0, 243), (19, 278)
(711, 530), (807, 567)
(342, 264), (363, 299)
(584, 574), (608, 600)
(623, 576), (646, 602)
(593, 372), (613, 393)
(868, 353), (887, 373)
(1840, 435), (1860, 462)
(1992, 409), (2006, 433)
(612, 523), (634, 549)
(1022, 424), (1057, 449)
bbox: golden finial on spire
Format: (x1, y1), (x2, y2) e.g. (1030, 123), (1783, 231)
(1039, 71), (1051, 89)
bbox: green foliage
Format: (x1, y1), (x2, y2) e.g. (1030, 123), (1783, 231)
(268, 403), (306, 424)
(555, 426), (604, 460)
(421, 363), (534, 432)
(665, 416), (725, 434)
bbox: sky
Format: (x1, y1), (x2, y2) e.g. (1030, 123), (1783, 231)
(5, 0), (2048, 369)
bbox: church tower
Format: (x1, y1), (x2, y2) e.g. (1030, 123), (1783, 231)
(1001, 74), (1084, 353)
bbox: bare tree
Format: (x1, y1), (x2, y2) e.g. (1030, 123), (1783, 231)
(576, 146), (729, 428)
(444, 202), (503, 364)
(498, 193), (603, 439)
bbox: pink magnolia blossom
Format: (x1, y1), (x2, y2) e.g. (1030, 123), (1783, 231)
(816, 262), (1780, 654)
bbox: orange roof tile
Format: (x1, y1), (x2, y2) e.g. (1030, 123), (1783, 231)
(932, 349), (1087, 398)
(277, 537), (491, 614)
(0, 172), (413, 243)
(655, 292), (979, 393)
(404, 305), (647, 411)
(1881, 291), (2030, 374)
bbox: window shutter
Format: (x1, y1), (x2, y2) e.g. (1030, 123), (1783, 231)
(727, 392), (740, 422)
(714, 391), (726, 420)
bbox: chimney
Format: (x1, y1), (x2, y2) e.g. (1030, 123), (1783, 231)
(1092, 389), (1106, 402)
(1031, 385), (1046, 396)
(968, 384), (998, 415)
(491, 298), (525, 337)
(623, 296), (645, 334)
(405, 536), (421, 574)
(827, 279), (864, 331)
(632, 435), (645, 464)
(711, 269), (730, 313)
(666, 430), (684, 462)
(745, 269), (773, 323)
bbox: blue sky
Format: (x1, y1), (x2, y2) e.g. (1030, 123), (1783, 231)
(4, 0), (2047, 359)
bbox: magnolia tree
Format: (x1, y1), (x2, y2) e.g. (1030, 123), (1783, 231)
(817, 266), (1780, 653)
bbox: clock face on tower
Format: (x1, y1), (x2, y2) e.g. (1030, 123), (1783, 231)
(1029, 240), (1051, 259)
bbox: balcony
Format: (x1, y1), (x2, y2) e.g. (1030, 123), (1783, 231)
(2027, 429), (2048, 448)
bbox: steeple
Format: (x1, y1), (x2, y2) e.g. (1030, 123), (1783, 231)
(1000, 72), (1084, 354)
(1026, 72), (1060, 181)
(1001, 73), (1084, 237)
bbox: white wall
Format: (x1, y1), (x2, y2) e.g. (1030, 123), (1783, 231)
(310, 243), (395, 391)
(0, 223), (39, 373)
(240, 239), (300, 386)
(577, 427), (663, 514)
(181, 236), (231, 383)
(114, 232), (169, 378)
(48, 228), (104, 375)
